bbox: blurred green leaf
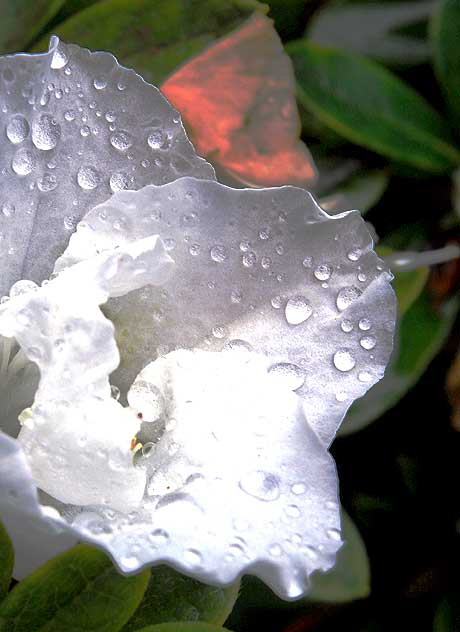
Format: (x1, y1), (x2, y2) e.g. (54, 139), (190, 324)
(308, 509), (370, 603)
(34, 0), (267, 84)
(287, 41), (460, 172)
(134, 624), (232, 632)
(0, 522), (13, 601)
(0, 0), (65, 54)
(122, 566), (239, 631)
(0, 544), (149, 632)
(339, 291), (459, 436)
(377, 245), (429, 316)
(266, 0), (312, 40)
(307, 1), (433, 66)
(432, 0), (460, 132)
(434, 595), (460, 631)
(320, 170), (389, 215)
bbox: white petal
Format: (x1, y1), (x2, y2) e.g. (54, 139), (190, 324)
(0, 36), (214, 297)
(58, 178), (397, 446)
(0, 236), (173, 564)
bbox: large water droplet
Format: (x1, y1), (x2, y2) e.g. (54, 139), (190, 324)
(51, 46), (68, 69)
(12, 149), (35, 175)
(268, 362), (305, 390)
(314, 263), (332, 281)
(6, 115), (29, 144)
(360, 336), (376, 350)
(336, 286), (362, 311)
(242, 252), (257, 267)
(147, 129), (167, 150)
(37, 173), (57, 192)
(210, 244), (227, 263)
(239, 470), (280, 501)
(32, 114), (60, 150)
(285, 296), (312, 325)
(333, 350), (356, 372)
(110, 130), (133, 151)
(77, 165), (101, 190)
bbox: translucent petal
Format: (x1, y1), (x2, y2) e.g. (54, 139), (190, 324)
(58, 178), (397, 446)
(162, 14), (317, 188)
(0, 36), (214, 297)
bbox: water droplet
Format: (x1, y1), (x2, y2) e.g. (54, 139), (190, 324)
(121, 556), (138, 570)
(359, 318), (371, 331)
(261, 256), (272, 269)
(259, 227), (271, 240)
(80, 125), (90, 137)
(239, 470), (280, 501)
(239, 240), (251, 252)
(360, 336), (376, 350)
(224, 339), (253, 352)
(63, 215), (77, 230)
(189, 243), (200, 256)
(314, 263), (332, 281)
(335, 391), (348, 402)
(341, 319), (353, 333)
(149, 528), (169, 545)
(333, 350), (356, 372)
(93, 77), (107, 90)
(110, 130), (133, 151)
(9, 280), (37, 297)
(268, 362), (305, 390)
(285, 504), (301, 518)
(184, 549), (202, 566)
(358, 371), (373, 383)
(147, 129), (167, 150)
(269, 543), (283, 557)
(37, 173), (57, 192)
(2, 203), (15, 217)
(210, 244), (227, 263)
(242, 252), (257, 267)
(336, 286), (362, 311)
(358, 272), (367, 282)
(291, 483), (306, 495)
(347, 249), (361, 261)
(212, 325), (227, 339)
(12, 149), (35, 175)
(32, 114), (60, 150)
(326, 528), (341, 541)
(6, 115), (29, 144)
(64, 110), (75, 122)
(141, 442), (155, 457)
(302, 256), (313, 268)
(77, 165), (101, 190)
(110, 171), (132, 192)
(285, 296), (312, 325)
(271, 295), (282, 309)
(275, 243), (284, 255)
(51, 46), (68, 69)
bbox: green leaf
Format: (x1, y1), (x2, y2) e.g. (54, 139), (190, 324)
(122, 566), (240, 631)
(308, 509), (370, 603)
(339, 291), (459, 436)
(434, 595), (460, 631)
(0, 522), (13, 602)
(307, 1), (433, 66)
(432, 0), (460, 132)
(377, 245), (429, 316)
(134, 624), (232, 632)
(287, 41), (460, 172)
(320, 170), (389, 216)
(34, 0), (267, 85)
(0, 544), (150, 632)
(0, 0), (65, 53)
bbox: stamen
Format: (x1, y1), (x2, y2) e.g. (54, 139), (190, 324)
(384, 244), (460, 271)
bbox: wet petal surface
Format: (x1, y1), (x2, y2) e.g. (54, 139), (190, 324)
(0, 37), (214, 296)
(58, 177), (396, 446)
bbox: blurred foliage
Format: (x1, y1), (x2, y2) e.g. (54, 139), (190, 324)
(2, 0), (460, 630)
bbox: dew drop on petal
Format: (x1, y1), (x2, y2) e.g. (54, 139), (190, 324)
(239, 470), (280, 501)
(360, 336), (376, 350)
(341, 319), (353, 333)
(314, 263), (332, 281)
(269, 543), (283, 557)
(268, 362), (305, 390)
(336, 286), (362, 311)
(333, 350), (356, 372)
(32, 114), (60, 150)
(285, 296), (312, 325)
(6, 115), (29, 144)
(326, 528), (341, 541)
(359, 318), (371, 331)
(358, 371), (373, 383)
(77, 165), (101, 190)
(291, 483), (306, 495)
(110, 130), (133, 151)
(12, 149), (35, 175)
(210, 244), (227, 263)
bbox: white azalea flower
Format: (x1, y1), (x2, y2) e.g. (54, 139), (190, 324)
(0, 39), (396, 599)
